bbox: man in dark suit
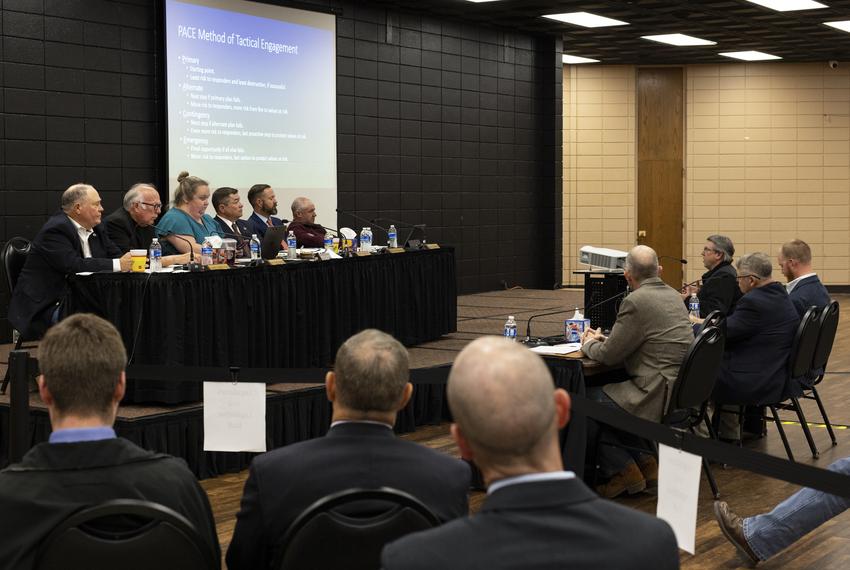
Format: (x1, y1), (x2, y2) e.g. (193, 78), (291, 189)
(382, 337), (679, 570)
(682, 234), (742, 317)
(226, 329), (470, 570)
(711, 252), (800, 437)
(211, 186), (254, 257)
(8, 184), (132, 339)
(779, 239), (831, 318)
(0, 314), (220, 568)
(246, 183), (285, 238)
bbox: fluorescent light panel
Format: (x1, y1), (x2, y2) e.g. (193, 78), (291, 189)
(543, 12), (629, 28)
(562, 54), (600, 64)
(465, 0), (501, 3)
(825, 20), (850, 33)
(745, 0), (827, 11)
(641, 33), (716, 46)
(719, 50), (782, 61)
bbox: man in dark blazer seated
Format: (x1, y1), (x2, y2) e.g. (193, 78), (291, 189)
(682, 234), (742, 317)
(211, 186), (254, 256)
(0, 314), (220, 568)
(779, 239), (831, 318)
(226, 329), (470, 570)
(245, 183), (285, 238)
(708, 252), (800, 438)
(382, 337), (679, 570)
(8, 183), (132, 339)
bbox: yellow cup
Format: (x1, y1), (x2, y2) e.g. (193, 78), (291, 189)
(130, 249), (147, 272)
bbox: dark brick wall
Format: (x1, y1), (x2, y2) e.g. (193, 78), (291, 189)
(0, 0), (562, 342)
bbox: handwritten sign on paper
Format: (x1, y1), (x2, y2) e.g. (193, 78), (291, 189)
(657, 443), (702, 554)
(203, 382), (267, 453)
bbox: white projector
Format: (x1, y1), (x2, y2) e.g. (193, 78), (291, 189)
(579, 246), (627, 270)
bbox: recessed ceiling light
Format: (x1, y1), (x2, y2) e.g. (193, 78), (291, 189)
(745, 0), (827, 11)
(465, 0), (501, 3)
(543, 12), (629, 28)
(719, 50), (782, 61)
(825, 20), (850, 33)
(562, 54), (600, 64)
(641, 34), (717, 46)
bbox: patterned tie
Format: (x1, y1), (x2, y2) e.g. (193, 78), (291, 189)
(266, 218), (273, 227)
(232, 223), (241, 237)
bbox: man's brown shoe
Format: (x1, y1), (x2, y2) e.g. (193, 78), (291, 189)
(638, 456), (658, 487)
(596, 462), (646, 499)
(713, 501), (760, 567)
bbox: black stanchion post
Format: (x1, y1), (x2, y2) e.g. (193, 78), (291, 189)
(8, 350), (31, 465)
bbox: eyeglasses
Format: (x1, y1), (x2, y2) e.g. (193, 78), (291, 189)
(140, 202), (162, 211)
(736, 274), (760, 280)
(702, 247), (720, 254)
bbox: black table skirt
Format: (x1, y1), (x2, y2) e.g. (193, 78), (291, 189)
(64, 249), (457, 404)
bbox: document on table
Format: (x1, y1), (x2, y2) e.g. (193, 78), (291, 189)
(203, 381), (267, 452)
(657, 444), (702, 554)
(530, 343), (582, 355)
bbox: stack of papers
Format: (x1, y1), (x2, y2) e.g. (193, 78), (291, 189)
(530, 343), (582, 356)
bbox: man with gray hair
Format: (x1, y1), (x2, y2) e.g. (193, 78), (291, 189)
(226, 329), (470, 570)
(382, 337), (679, 570)
(287, 196), (327, 247)
(711, 252), (799, 433)
(9, 184), (131, 338)
(104, 183), (160, 253)
(580, 245), (693, 498)
(682, 234), (742, 317)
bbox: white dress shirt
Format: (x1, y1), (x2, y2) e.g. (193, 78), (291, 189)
(69, 217), (121, 272)
(488, 470), (576, 495)
(786, 273), (817, 294)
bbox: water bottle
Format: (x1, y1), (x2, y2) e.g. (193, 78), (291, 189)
(200, 238), (213, 266)
(148, 238), (162, 272)
(323, 234), (333, 250)
(503, 315), (517, 341)
(359, 227), (372, 252)
(249, 233), (260, 260)
(287, 231), (297, 260)
(688, 292), (701, 318)
(388, 224), (398, 248)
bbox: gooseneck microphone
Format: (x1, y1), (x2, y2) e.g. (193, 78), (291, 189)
(152, 224), (202, 271)
(522, 288), (631, 345)
(659, 255), (688, 265)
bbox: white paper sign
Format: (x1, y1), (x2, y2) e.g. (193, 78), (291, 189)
(203, 382), (267, 453)
(657, 443), (702, 554)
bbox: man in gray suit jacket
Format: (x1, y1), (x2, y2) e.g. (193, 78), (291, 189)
(382, 337), (679, 570)
(581, 245), (694, 498)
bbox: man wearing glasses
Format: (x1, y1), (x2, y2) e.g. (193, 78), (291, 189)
(681, 234), (742, 318)
(106, 183), (189, 265)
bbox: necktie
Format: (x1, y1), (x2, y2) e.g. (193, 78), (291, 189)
(266, 218), (273, 227)
(232, 223), (241, 236)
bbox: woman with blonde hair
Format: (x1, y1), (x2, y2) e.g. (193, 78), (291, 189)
(155, 171), (218, 255)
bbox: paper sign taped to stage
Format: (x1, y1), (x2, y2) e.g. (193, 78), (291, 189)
(203, 381), (267, 452)
(657, 443), (701, 554)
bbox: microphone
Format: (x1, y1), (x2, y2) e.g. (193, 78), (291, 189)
(522, 289), (630, 345)
(152, 224), (202, 271)
(659, 255), (688, 265)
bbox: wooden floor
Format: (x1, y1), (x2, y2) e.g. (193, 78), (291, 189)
(5, 291), (850, 568)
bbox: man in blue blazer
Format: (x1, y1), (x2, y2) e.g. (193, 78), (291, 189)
(245, 183), (285, 238)
(711, 252), (800, 436)
(9, 184), (131, 339)
(779, 239), (831, 318)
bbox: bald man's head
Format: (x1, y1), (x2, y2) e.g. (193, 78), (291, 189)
(448, 337), (559, 463)
(625, 245), (658, 284)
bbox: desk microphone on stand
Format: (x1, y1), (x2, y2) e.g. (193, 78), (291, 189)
(152, 225), (203, 271)
(522, 288), (630, 346)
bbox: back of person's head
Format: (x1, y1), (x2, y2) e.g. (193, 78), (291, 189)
(247, 184), (270, 209)
(212, 186), (238, 213)
(447, 337), (558, 465)
(625, 245), (659, 284)
(707, 234), (735, 262)
(781, 239), (812, 265)
(334, 329), (409, 412)
(39, 313), (126, 421)
(737, 252), (773, 279)
(173, 171), (208, 206)
(61, 183), (94, 213)
(123, 183), (157, 211)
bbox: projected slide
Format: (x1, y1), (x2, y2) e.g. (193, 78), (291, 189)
(165, 0), (336, 218)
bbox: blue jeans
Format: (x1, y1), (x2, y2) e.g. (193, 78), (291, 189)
(744, 456), (850, 560)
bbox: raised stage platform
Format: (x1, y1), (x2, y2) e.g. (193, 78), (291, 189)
(0, 288), (585, 478)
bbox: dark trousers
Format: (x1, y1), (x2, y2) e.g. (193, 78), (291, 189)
(586, 386), (655, 478)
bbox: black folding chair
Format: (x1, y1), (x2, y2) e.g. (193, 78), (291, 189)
(768, 306), (821, 461)
(1, 237), (33, 394)
(663, 325), (726, 499)
(696, 310), (725, 337)
(34, 499), (219, 570)
(274, 487), (439, 570)
(799, 301), (839, 448)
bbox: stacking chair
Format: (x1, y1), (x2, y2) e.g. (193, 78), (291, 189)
(696, 310), (725, 336)
(1, 237), (33, 394)
(274, 487), (439, 570)
(663, 325), (726, 499)
(798, 301), (840, 448)
(34, 499), (219, 570)
(768, 306), (821, 461)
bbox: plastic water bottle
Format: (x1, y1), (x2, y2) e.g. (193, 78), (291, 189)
(323, 234), (333, 250)
(688, 292), (701, 318)
(503, 315), (517, 341)
(287, 231), (297, 260)
(359, 227), (372, 252)
(388, 224), (398, 248)
(200, 238), (213, 266)
(249, 234), (260, 260)
(148, 238), (162, 272)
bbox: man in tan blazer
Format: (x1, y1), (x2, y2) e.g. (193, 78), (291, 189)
(581, 245), (693, 498)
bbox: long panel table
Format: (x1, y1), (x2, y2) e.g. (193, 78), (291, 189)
(64, 248), (457, 403)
